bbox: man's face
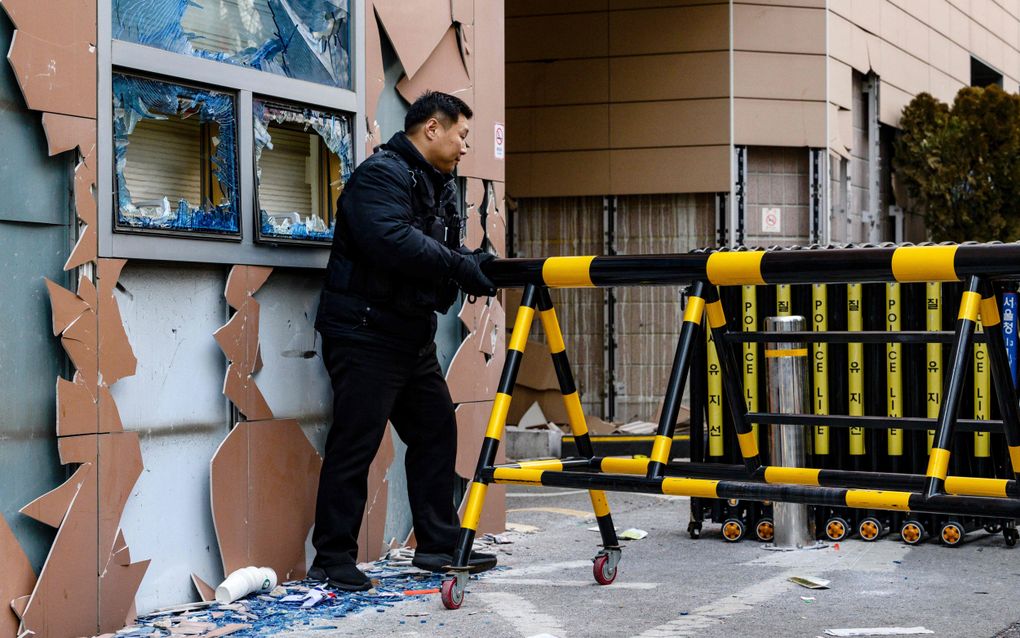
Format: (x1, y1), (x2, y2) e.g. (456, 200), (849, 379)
(424, 113), (469, 174)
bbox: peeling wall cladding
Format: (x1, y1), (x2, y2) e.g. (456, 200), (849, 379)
(514, 196), (606, 415)
(742, 147), (810, 248)
(112, 0), (352, 89)
(108, 279), (224, 618)
(113, 73), (240, 235)
(613, 194), (714, 423)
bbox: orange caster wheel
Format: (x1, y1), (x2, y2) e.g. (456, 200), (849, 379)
(755, 518), (774, 542)
(901, 521), (925, 545)
(825, 517), (850, 542)
(940, 522), (963, 546)
(859, 517), (882, 542)
(722, 518), (745, 542)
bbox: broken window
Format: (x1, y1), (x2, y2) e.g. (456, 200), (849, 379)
(112, 0), (352, 90)
(253, 100), (353, 243)
(113, 73), (240, 235)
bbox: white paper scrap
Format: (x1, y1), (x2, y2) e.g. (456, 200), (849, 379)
(824, 628), (934, 637)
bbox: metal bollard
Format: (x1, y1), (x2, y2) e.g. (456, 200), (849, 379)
(765, 315), (815, 548)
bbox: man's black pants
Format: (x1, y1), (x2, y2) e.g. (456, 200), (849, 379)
(312, 337), (461, 568)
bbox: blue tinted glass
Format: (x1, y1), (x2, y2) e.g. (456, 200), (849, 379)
(112, 0), (352, 89)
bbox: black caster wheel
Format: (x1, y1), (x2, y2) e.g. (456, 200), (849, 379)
(755, 518), (774, 542)
(825, 517), (850, 542)
(900, 520), (925, 545)
(688, 521), (702, 539)
(859, 517), (883, 542)
(983, 523), (1003, 534)
(940, 522), (964, 546)
(1003, 528), (1018, 547)
(721, 518), (745, 542)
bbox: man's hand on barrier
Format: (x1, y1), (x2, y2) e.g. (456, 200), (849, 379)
(454, 251), (497, 297)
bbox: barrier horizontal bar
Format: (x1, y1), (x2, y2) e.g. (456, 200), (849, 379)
(483, 466), (1020, 519)
(484, 243), (1020, 288)
(574, 458), (1017, 499)
(745, 412), (1004, 433)
(726, 331), (989, 345)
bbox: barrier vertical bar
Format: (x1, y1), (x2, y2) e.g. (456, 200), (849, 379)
(742, 285), (759, 443)
(452, 284), (539, 573)
(536, 286), (621, 547)
(886, 283), (904, 460)
(926, 282), (942, 453)
(647, 282), (706, 478)
(977, 282), (1020, 484)
(705, 285), (763, 474)
(974, 318), (991, 461)
(924, 276), (982, 499)
(847, 284), (866, 461)
(812, 284), (829, 457)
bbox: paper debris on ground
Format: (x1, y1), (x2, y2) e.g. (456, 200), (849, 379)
(789, 575), (830, 589)
(483, 533), (513, 544)
(824, 628), (934, 637)
(619, 528), (648, 540)
(587, 526), (620, 532)
(518, 402), (548, 429)
(615, 421), (657, 435)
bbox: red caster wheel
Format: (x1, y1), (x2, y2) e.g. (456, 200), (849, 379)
(593, 553), (617, 585)
(441, 577), (464, 610)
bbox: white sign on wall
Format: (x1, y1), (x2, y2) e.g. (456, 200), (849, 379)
(761, 207), (781, 234)
(494, 122), (505, 160)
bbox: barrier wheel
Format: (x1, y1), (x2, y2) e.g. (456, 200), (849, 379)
(593, 553), (618, 585)
(755, 518), (775, 542)
(441, 577), (464, 610)
(900, 521), (925, 545)
(688, 521), (702, 539)
(722, 518), (745, 542)
(1004, 527), (1018, 547)
(859, 517), (882, 542)
(940, 522), (964, 546)
(984, 523), (1003, 534)
(825, 517), (850, 542)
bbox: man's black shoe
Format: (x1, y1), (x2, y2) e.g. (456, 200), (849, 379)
(307, 563), (372, 591)
(411, 550), (497, 574)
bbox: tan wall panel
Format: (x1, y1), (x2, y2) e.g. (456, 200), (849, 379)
(829, 58), (853, 109)
(930, 68), (966, 103)
(733, 4), (825, 55)
(828, 13), (871, 73)
(734, 99), (826, 147)
(506, 12), (608, 62)
(610, 52), (729, 101)
(742, 0), (823, 6)
(879, 80), (912, 127)
(610, 0), (724, 8)
(734, 51), (826, 100)
(506, 59), (609, 107)
(507, 105), (610, 152)
(610, 99), (729, 148)
(507, 0), (607, 17)
(875, 39), (931, 96)
(508, 151), (611, 197)
(609, 145), (730, 194)
(609, 5), (728, 56)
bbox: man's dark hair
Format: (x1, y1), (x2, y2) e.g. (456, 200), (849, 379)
(404, 91), (473, 133)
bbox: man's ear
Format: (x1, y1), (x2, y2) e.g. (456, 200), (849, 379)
(424, 117), (440, 140)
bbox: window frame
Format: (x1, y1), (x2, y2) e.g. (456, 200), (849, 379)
(97, 0), (365, 268)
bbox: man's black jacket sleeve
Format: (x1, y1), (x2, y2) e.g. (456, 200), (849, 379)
(342, 161), (460, 279)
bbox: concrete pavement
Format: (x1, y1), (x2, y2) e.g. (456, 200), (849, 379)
(284, 485), (1020, 638)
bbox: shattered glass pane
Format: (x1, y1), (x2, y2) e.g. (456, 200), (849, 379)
(113, 73), (240, 235)
(254, 99), (353, 242)
(113, 0), (352, 89)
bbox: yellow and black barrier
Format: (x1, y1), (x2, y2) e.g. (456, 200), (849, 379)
(441, 244), (1020, 610)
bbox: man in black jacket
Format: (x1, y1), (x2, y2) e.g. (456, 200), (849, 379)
(310, 92), (498, 590)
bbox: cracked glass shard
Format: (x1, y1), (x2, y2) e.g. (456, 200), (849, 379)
(253, 99), (353, 243)
(112, 0), (352, 89)
(113, 73), (240, 235)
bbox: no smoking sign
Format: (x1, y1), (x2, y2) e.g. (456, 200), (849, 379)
(761, 207), (781, 234)
(494, 122), (505, 160)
